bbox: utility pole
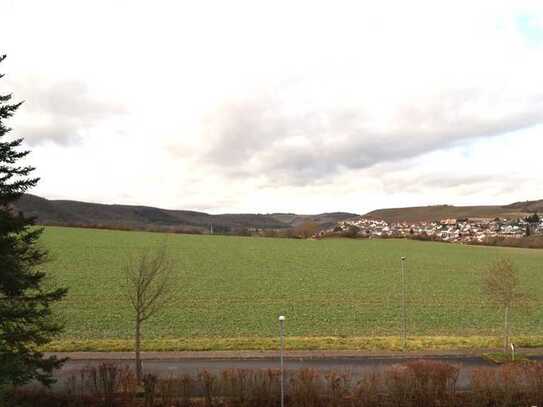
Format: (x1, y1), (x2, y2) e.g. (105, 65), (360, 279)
(401, 256), (407, 351)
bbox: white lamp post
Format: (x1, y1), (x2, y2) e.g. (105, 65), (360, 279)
(279, 315), (286, 407)
(401, 257), (407, 351)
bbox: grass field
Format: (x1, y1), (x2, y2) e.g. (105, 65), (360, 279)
(40, 226), (543, 351)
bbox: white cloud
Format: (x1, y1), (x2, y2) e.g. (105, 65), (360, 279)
(1, 0), (543, 213)
(5, 78), (126, 145)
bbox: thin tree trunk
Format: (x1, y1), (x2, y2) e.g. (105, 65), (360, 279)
(135, 318), (142, 383)
(504, 305), (510, 354)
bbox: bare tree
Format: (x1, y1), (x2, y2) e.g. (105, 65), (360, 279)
(124, 244), (175, 382)
(481, 258), (527, 353)
(293, 222), (319, 239)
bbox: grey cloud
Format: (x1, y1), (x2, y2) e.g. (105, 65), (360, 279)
(201, 88), (543, 185)
(203, 99), (289, 165)
(375, 165), (537, 199)
(380, 173), (496, 195)
(7, 79), (124, 145)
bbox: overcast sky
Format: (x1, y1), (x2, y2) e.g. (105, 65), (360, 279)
(2, 0), (543, 214)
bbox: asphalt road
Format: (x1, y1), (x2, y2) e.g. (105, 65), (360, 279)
(48, 354), (522, 391)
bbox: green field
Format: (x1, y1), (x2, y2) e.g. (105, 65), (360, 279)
(40, 226), (543, 351)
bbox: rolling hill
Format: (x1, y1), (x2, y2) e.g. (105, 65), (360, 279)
(269, 212), (359, 229)
(14, 194), (358, 232)
(362, 200), (543, 223)
(14, 194), (543, 232)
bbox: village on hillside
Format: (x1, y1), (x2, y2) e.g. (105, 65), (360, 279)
(331, 214), (543, 243)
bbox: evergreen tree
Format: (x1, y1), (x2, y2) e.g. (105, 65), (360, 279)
(0, 54), (67, 388)
(526, 213), (540, 224)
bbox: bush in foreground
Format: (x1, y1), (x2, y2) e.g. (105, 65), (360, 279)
(9, 359), (543, 406)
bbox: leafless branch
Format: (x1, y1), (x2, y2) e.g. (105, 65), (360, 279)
(123, 241), (177, 382)
(124, 244), (175, 323)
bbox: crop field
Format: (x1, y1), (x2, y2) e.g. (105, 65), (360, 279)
(40, 226), (543, 351)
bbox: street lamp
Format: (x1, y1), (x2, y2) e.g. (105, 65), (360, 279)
(279, 315), (286, 407)
(401, 257), (407, 351)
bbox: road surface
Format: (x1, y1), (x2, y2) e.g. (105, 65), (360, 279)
(44, 351), (543, 391)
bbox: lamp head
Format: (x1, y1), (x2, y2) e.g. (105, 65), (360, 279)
(278, 315), (285, 321)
